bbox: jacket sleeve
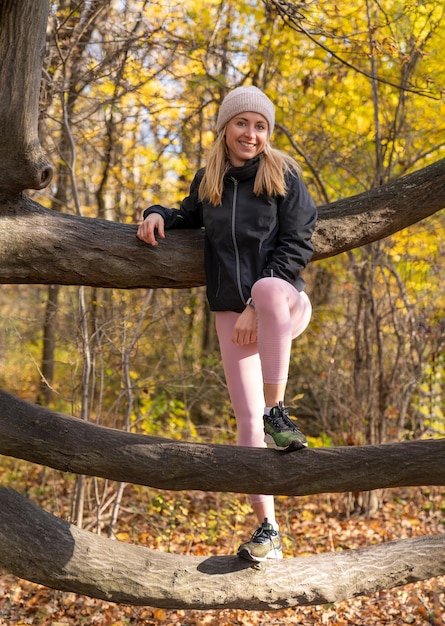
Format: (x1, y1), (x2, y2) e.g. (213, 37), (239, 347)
(142, 171), (204, 229)
(260, 171), (317, 288)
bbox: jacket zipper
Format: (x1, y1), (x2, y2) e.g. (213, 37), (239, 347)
(230, 178), (245, 304)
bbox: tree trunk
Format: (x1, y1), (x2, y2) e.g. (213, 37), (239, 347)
(36, 283), (60, 405)
(0, 486), (443, 610)
(0, 158), (444, 289)
(1, 389), (444, 496)
(0, 0), (53, 192)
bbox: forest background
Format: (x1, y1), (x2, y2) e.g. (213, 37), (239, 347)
(0, 0), (444, 624)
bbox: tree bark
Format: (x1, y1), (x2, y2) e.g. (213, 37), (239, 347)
(0, 192), (206, 288)
(0, 158), (444, 288)
(314, 157), (445, 258)
(0, 486), (443, 610)
(0, 0), (53, 192)
(1, 389), (444, 496)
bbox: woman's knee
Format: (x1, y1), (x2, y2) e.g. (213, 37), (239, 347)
(251, 277), (289, 306)
(291, 290), (312, 338)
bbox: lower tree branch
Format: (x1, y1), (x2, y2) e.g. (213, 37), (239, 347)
(1, 389), (444, 496)
(0, 486), (443, 610)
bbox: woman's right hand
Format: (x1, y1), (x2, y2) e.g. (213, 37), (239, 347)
(137, 213), (165, 246)
(232, 306), (257, 345)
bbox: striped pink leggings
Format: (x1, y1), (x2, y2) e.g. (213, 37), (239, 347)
(215, 277), (312, 506)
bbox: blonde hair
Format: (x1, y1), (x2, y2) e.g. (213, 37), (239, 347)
(198, 130), (302, 206)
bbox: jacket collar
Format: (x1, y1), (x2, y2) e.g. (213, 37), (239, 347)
(225, 156), (260, 182)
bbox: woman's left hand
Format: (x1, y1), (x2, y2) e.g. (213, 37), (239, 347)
(232, 307), (257, 345)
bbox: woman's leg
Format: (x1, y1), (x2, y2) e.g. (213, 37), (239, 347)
(215, 311), (276, 525)
(251, 277), (312, 402)
(251, 277), (312, 450)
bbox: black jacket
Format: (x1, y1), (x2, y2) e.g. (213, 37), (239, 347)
(143, 157), (317, 313)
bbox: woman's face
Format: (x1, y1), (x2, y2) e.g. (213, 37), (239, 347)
(225, 112), (268, 167)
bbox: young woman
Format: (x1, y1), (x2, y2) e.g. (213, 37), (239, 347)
(137, 86), (317, 562)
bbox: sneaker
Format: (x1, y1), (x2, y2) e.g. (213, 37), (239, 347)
(264, 402), (308, 450)
(237, 518), (283, 562)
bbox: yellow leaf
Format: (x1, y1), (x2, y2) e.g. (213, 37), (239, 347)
(302, 509), (315, 521)
(116, 531), (130, 541)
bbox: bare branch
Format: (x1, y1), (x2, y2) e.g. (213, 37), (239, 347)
(266, 0), (441, 99)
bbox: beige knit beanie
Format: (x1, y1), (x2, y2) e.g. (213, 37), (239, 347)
(216, 86), (275, 137)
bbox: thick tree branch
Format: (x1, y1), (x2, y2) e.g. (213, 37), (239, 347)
(0, 159), (444, 288)
(1, 390), (444, 496)
(315, 157), (445, 258)
(0, 486), (443, 610)
(0, 192), (206, 288)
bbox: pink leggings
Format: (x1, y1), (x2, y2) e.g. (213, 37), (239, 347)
(215, 277), (312, 505)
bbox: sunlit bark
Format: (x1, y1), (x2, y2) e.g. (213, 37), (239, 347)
(0, 486), (444, 610)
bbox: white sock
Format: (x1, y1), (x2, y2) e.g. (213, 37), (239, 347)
(263, 517), (279, 531)
(264, 406), (272, 416)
